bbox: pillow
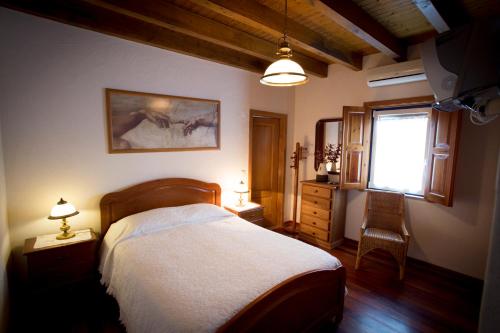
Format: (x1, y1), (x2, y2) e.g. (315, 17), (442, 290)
(99, 203), (233, 274)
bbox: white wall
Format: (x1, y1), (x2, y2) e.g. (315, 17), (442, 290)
(0, 8), (294, 254)
(479, 153), (500, 332)
(294, 55), (500, 279)
(0, 117), (10, 333)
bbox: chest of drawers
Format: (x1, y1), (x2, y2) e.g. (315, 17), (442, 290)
(299, 180), (347, 250)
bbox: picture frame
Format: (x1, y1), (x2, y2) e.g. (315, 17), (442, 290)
(105, 88), (220, 153)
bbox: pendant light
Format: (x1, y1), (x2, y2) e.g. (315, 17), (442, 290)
(260, 0), (309, 87)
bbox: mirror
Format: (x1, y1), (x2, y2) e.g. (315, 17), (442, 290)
(314, 118), (343, 172)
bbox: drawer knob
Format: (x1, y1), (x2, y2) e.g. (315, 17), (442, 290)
(312, 232), (316, 235)
(313, 211), (317, 215)
(313, 222), (316, 225)
(314, 190), (318, 193)
(314, 201), (318, 204)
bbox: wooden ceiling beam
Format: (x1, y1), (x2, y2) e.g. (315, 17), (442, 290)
(313, 0), (406, 59)
(424, 0), (471, 33)
(0, 0), (273, 75)
(85, 0), (328, 77)
(414, 0), (450, 33)
(190, 0), (362, 71)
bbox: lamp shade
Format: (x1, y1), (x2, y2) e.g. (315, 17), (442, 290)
(48, 198), (79, 220)
(234, 180), (249, 194)
(260, 58), (309, 87)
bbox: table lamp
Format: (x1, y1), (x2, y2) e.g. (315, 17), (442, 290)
(234, 173), (249, 207)
(48, 198), (79, 240)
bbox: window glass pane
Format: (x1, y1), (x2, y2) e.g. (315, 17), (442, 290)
(370, 111), (429, 195)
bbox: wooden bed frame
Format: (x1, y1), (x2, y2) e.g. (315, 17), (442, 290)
(100, 178), (346, 332)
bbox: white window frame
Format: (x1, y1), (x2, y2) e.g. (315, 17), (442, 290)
(368, 107), (433, 196)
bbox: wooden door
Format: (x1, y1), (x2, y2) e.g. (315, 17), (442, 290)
(249, 110), (287, 229)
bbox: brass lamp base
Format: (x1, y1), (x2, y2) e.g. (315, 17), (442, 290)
(56, 217), (75, 240)
(56, 231), (75, 240)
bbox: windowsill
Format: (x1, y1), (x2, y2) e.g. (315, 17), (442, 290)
(404, 193), (425, 201)
(368, 186), (425, 201)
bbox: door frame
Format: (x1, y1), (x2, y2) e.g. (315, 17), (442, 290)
(249, 109), (287, 228)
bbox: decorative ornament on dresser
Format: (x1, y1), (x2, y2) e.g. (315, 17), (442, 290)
(324, 143), (342, 184)
(316, 163), (329, 182)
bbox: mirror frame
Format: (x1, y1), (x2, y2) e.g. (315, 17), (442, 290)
(314, 118), (343, 171)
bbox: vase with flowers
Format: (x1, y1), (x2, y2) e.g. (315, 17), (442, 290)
(323, 143), (342, 184)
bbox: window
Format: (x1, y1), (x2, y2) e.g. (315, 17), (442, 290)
(369, 107), (431, 196)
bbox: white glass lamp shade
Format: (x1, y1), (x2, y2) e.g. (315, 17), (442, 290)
(48, 198), (79, 220)
(260, 58), (309, 87)
(234, 180), (249, 194)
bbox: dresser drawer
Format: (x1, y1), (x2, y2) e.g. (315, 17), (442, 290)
(301, 224), (329, 242)
(301, 204), (330, 220)
(302, 195), (331, 210)
(301, 214), (330, 231)
(302, 184), (332, 199)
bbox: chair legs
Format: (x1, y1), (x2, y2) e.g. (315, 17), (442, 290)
(399, 264), (405, 280)
(355, 241), (362, 270)
(355, 238), (408, 280)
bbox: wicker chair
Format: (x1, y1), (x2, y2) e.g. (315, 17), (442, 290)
(355, 190), (410, 280)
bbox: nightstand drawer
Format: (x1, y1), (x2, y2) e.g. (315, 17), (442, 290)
(301, 214), (330, 231)
(24, 230), (98, 292)
(239, 208), (263, 221)
(302, 184), (332, 199)
(302, 195), (331, 210)
(301, 224), (329, 242)
(301, 204), (330, 220)
(27, 240), (96, 271)
(29, 258), (96, 288)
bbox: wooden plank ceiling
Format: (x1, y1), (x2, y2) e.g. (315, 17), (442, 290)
(0, 0), (496, 78)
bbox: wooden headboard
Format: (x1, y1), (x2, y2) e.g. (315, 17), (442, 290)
(100, 178), (221, 235)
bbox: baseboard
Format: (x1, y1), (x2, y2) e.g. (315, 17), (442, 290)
(342, 237), (483, 287)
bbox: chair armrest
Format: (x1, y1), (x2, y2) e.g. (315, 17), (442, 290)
(360, 216), (368, 233)
(401, 220), (410, 241)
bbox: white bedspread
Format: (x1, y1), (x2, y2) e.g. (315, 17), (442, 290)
(99, 204), (341, 333)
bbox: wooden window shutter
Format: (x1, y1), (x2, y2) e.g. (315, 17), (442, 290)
(424, 109), (462, 206)
(340, 106), (372, 190)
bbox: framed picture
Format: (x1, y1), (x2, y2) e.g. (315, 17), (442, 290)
(105, 89), (220, 153)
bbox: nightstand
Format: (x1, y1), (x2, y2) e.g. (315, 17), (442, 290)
(224, 202), (264, 226)
(23, 229), (99, 293)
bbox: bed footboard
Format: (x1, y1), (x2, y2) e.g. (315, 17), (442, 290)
(217, 266), (346, 333)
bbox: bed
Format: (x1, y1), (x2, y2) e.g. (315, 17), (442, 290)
(99, 178), (346, 333)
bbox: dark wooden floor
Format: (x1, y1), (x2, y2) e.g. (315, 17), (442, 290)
(331, 240), (482, 333)
(11, 239), (482, 333)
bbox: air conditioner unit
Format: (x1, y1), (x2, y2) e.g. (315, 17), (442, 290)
(366, 59), (426, 87)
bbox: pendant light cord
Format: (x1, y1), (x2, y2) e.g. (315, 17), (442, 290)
(284, 0), (288, 39)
